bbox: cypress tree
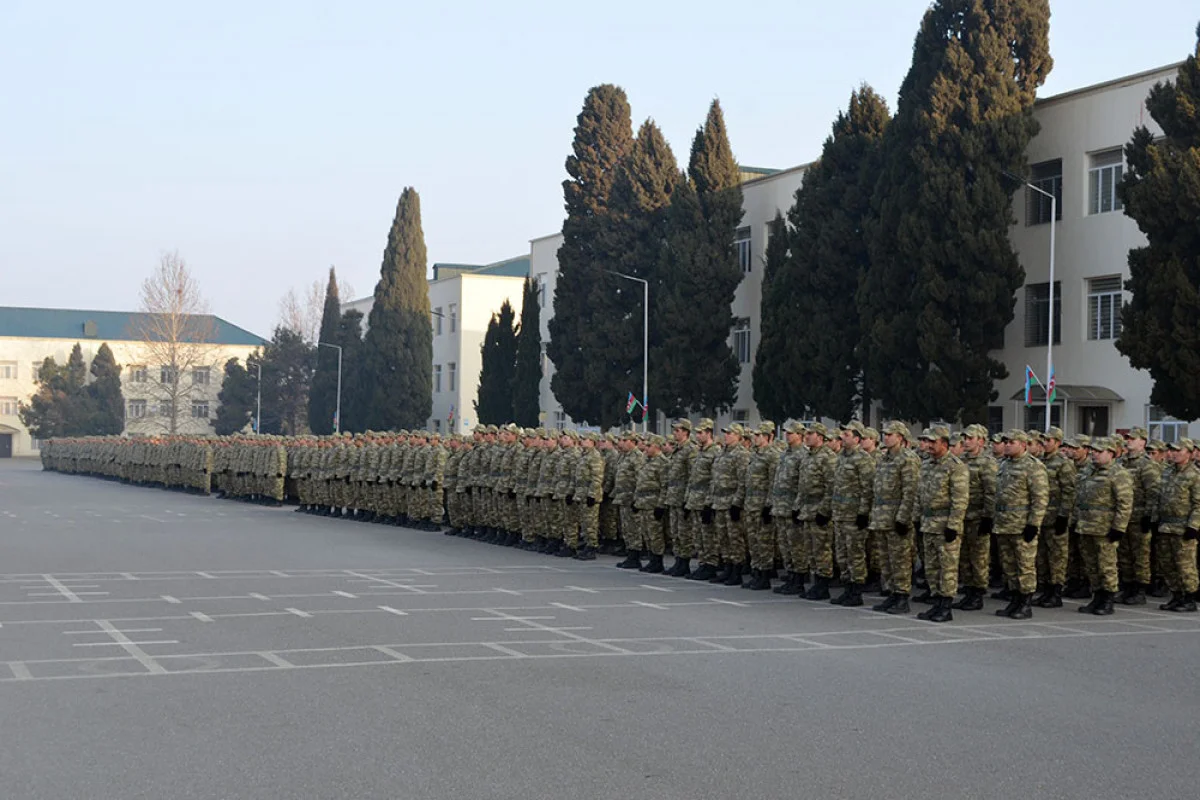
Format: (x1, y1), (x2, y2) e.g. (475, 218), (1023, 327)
(335, 309), (366, 432)
(512, 276), (542, 427)
(19, 356), (76, 439)
(213, 357), (255, 435)
(547, 85), (634, 427)
(751, 211), (795, 421)
(66, 343), (87, 391)
(1116, 28), (1200, 419)
(475, 300), (519, 425)
(360, 187), (433, 431)
(308, 266), (342, 434)
(859, 0), (1052, 421)
(87, 343), (125, 435)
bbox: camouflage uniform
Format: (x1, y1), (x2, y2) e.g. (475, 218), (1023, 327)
(917, 436), (970, 602)
(1073, 439), (1133, 598)
(767, 424), (805, 578)
(684, 420), (721, 578)
(830, 423), (876, 588)
(613, 439), (645, 554)
(1119, 439), (1163, 593)
(535, 440), (561, 548)
(1151, 442), (1200, 609)
(570, 438), (605, 553)
(664, 423), (697, 567)
(1037, 430), (1077, 595)
(994, 431), (1050, 598)
(797, 430), (837, 589)
(553, 436), (581, 551)
(959, 425), (998, 594)
(632, 442), (669, 562)
(743, 425), (782, 574)
(710, 427), (751, 570)
(868, 427), (921, 596)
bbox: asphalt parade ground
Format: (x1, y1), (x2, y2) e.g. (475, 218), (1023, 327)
(1, 458), (1198, 799)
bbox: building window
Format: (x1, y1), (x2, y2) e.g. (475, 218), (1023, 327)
(31, 362), (41, 382)
(448, 362), (456, 392)
(732, 409), (749, 423)
(734, 227), (752, 273)
(192, 367), (210, 386)
(433, 364), (442, 393)
(448, 304), (457, 333)
(130, 365), (148, 384)
(536, 274), (547, 307)
(158, 401), (172, 418)
(1023, 404), (1062, 431)
(433, 419), (441, 433)
(987, 406), (1005, 435)
(30, 437), (42, 451)
(733, 317), (751, 364)
(553, 410), (566, 430)
(1148, 406), (1188, 444)
(1026, 159), (1062, 226)
(1024, 282), (1061, 347)
(434, 308), (443, 335)
(1088, 149), (1124, 216)
(0, 362), (15, 380)
(1078, 405), (1110, 437)
(160, 365), (178, 385)
(127, 399), (147, 419)
(1087, 276), (1123, 341)
(191, 401), (209, 419)
(0, 397), (16, 416)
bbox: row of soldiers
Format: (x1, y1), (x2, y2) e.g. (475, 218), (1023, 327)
(40, 419), (1200, 619)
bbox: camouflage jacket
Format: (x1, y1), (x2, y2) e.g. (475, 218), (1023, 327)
(1154, 462), (1200, 534)
(767, 444), (804, 518)
(1042, 452), (1078, 525)
(1122, 451), (1163, 527)
(742, 444), (781, 512)
(663, 440), (696, 508)
(795, 446), (836, 522)
(963, 451), (998, 521)
(632, 453), (668, 510)
(535, 447), (560, 498)
(612, 449), (645, 507)
(572, 448), (604, 502)
(553, 447), (580, 501)
(831, 446), (875, 523)
(868, 447), (920, 530)
(709, 446), (750, 510)
(684, 442), (721, 511)
(994, 453), (1050, 534)
(917, 452), (969, 535)
(1074, 461), (1133, 536)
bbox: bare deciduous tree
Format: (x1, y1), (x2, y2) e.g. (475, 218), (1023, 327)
(131, 251), (218, 434)
(277, 272), (356, 344)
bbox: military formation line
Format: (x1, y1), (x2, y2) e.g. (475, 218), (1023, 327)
(40, 418), (1200, 620)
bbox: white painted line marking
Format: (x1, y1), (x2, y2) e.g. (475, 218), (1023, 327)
(162, 595), (181, 604)
(121, 573), (139, 580)
(632, 600), (669, 610)
(688, 638), (737, 651)
(139, 515), (166, 523)
(42, 575), (83, 603)
(196, 572), (216, 579)
(707, 598), (748, 607)
(483, 643), (528, 658)
(550, 602), (585, 612)
(248, 593), (271, 601)
(412, 568), (437, 575)
(257, 652), (293, 668)
(332, 591), (358, 599)
(285, 608), (313, 618)
(52, 584), (99, 589)
(503, 626), (593, 632)
(485, 609), (633, 654)
(8, 662), (32, 680)
(872, 631), (928, 645)
(781, 636), (834, 648)
(565, 585), (599, 594)
(344, 571), (429, 594)
(471, 616), (556, 622)
(639, 584), (674, 592)
(493, 588), (522, 596)
(271, 571), (289, 577)
(63, 628), (162, 635)
(371, 646), (413, 662)
(378, 606), (409, 617)
(74, 640), (179, 647)
(73, 592), (110, 597)
(190, 612), (214, 623)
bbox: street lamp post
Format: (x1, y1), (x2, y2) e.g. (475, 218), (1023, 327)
(318, 342), (343, 434)
(255, 361), (262, 434)
(607, 271), (648, 433)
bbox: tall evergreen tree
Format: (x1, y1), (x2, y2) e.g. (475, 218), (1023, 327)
(308, 266), (343, 434)
(758, 87), (890, 423)
(548, 85), (634, 426)
(512, 276), (542, 427)
(213, 357), (255, 435)
(259, 326), (316, 435)
(360, 187), (433, 430)
(1116, 28), (1200, 419)
(751, 211), (795, 421)
(475, 301), (519, 425)
(335, 309), (366, 432)
(65, 343), (87, 391)
(19, 356), (77, 439)
(859, 0), (1052, 422)
(86, 343), (124, 435)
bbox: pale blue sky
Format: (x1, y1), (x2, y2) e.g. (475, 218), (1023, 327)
(2, 0), (1194, 336)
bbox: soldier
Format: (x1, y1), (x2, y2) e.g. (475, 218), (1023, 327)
(829, 421), (876, 606)
(1151, 439), (1200, 612)
(1118, 427), (1163, 604)
(769, 421), (806, 595)
(953, 424), (997, 611)
(614, 432), (646, 568)
(685, 419), (722, 582)
(598, 434), (623, 555)
(519, 431), (545, 549)
(742, 422), (781, 590)
(533, 430), (560, 553)
(664, 420), (698, 576)
(1062, 435), (1094, 598)
(1029, 427), (1077, 607)
(552, 430), (582, 556)
(798, 423), (837, 601)
(914, 426), (970, 622)
(869, 421), (921, 614)
(632, 434), (669, 572)
(569, 432), (604, 559)
(1071, 437), (1133, 615)
(709, 423), (751, 586)
(993, 429), (1050, 618)
(860, 426), (884, 592)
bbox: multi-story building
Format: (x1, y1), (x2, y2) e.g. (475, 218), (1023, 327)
(343, 257), (527, 435)
(0, 306), (264, 457)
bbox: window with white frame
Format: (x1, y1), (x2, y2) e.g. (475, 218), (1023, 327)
(1148, 406), (1188, 444)
(160, 365), (178, 385)
(433, 364), (442, 392)
(0, 362), (16, 380)
(433, 419), (441, 433)
(1024, 282), (1061, 346)
(31, 362), (42, 382)
(732, 409), (749, 423)
(553, 410), (566, 430)
(130, 365), (148, 384)
(1088, 149), (1124, 216)
(735, 227), (752, 273)
(434, 308), (443, 335)
(1087, 276), (1123, 341)
(448, 362), (456, 392)
(191, 401), (209, 419)
(1026, 159), (1062, 226)
(732, 317), (751, 364)
(192, 367), (211, 386)
(127, 399), (147, 419)
(158, 401), (172, 418)
(448, 304), (457, 333)
(30, 437), (42, 451)
(536, 274), (547, 307)
(0, 397), (16, 416)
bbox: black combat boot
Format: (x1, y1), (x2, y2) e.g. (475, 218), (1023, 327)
(1159, 591), (1183, 611)
(1078, 591), (1102, 614)
(842, 582), (864, 607)
(887, 593), (911, 615)
(805, 575), (831, 601)
(871, 593), (899, 613)
(534, 536), (550, 553)
(996, 594), (1022, 617)
(723, 563), (744, 587)
(666, 557), (691, 578)
(331, 507), (343, 518)
(990, 586), (1014, 601)
(1007, 593), (1034, 619)
(772, 572), (797, 595)
(1090, 589), (1115, 615)
(1175, 593), (1199, 612)
(1064, 580), (1091, 599)
(917, 596), (942, 620)
(574, 546), (597, 561)
(1037, 584), (1064, 608)
(640, 554), (665, 574)
(710, 563), (732, 584)
(862, 575), (882, 595)
(1032, 585), (1050, 606)
(913, 587), (935, 605)
(555, 544), (577, 558)
(1121, 583), (1147, 605)
(830, 582), (854, 605)
(616, 551), (642, 570)
(743, 569), (772, 591)
(295, 505), (308, 513)
(952, 588), (984, 611)
(1147, 577), (1169, 598)
(688, 563), (717, 581)
(927, 596), (954, 623)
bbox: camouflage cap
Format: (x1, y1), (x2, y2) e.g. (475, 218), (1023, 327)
(964, 424), (989, 439)
(672, 418), (693, 432)
(757, 421), (776, 436)
(563, 429), (580, 440)
(921, 425), (951, 441)
(605, 432), (619, 443)
(1027, 429), (1042, 441)
(1126, 426), (1149, 440)
(1091, 436), (1120, 453)
(485, 424), (499, 434)
(1075, 434), (1092, 448)
(863, 426), (880, 441)
(841, 420), (866, 437)
(882, 421), (909, 437)
(1146, 439), (1168, 452)
(722, 422), (745, 436)
(783, 420), (806, 435)
(807, 422), (829, 438)
(949, 432), (963, 446)
(648, 434), (666, 447)
(1043, 426), (1065, 442)
(502, 422), (520, 434)
(1168, 437), (1195, 451)
(695, 418), (715, 432)
(1002, 428), (1030, 443)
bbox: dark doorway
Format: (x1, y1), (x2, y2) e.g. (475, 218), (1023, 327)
(0, 434), (11, 458)
(1078, 406), (1110, 437)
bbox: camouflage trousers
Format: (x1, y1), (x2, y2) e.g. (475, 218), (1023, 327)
(834, 521), (868, 583)
(867, 531), (885, 577)
(1068, 528), (1086, 582)
(925, 530), (962, 598)
(997, 534), (1038, 594)
(637, 508), (665, 556)
(806, 520), (832, 579)
(519, 497), (539, 542)
(773, 516), (803, 573)
(715, 511), (747, 564)
(668, 508), (692, 558)
(744, 509), (776, 571)
(696, 513), (720, 566)
(1118, 528), (1152, 584)
(1080, 535), (1119, 593)
(958, 519), (990, 590)
(545, 499), (567, 542)
(561, 501), (583, 549)
(1036, 525), (1069, 587)
(879, 528), (914, 594)
(575, 499), (599, 549)
(600, 501), (619, 542)
(1155, 534), (1199, 594)
(618, 506), (640, 550)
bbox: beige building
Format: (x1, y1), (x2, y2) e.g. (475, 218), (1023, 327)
(343, 257), (527, 435)
(0, 307), (264, 457)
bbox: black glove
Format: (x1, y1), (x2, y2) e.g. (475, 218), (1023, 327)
(631, 507), (639, 515)
(944, 528), (959, 543)
(855, 514), (869, 530)
(761, 507), (772, 524)
(507, 490), (515, 498)
(1069, 522), (1078, 536)
(729, 506), (742, 522)
(586, 496), (595, 507)
(431, 482), (440, 491)
(792, 509), (801, 524)
(565, 496), (574, 505)
(1054, 516), (1068, 536)
(1022, 524), (1039, 543)
(653, 507), (665, 520)
(1106, 528), (1124, 543)
(1152, 521), (1161, 536)
(701, 507), (715, 525)
(815, 513), (830, 527)
(979, 517), (994, 536)
(1140, 516), (1151, 533)
(683, 508), (691, 520)
(525, 496), (532, 506)
(893, 522), (909, 538)
(1185, 527), (1198, 541)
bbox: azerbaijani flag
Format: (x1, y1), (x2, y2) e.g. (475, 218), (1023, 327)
(625, 392), (638, 414)
(1047, 367), (1057, 404)
(448, 405), (455, 422)
(1024, 365), (1040, 406)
